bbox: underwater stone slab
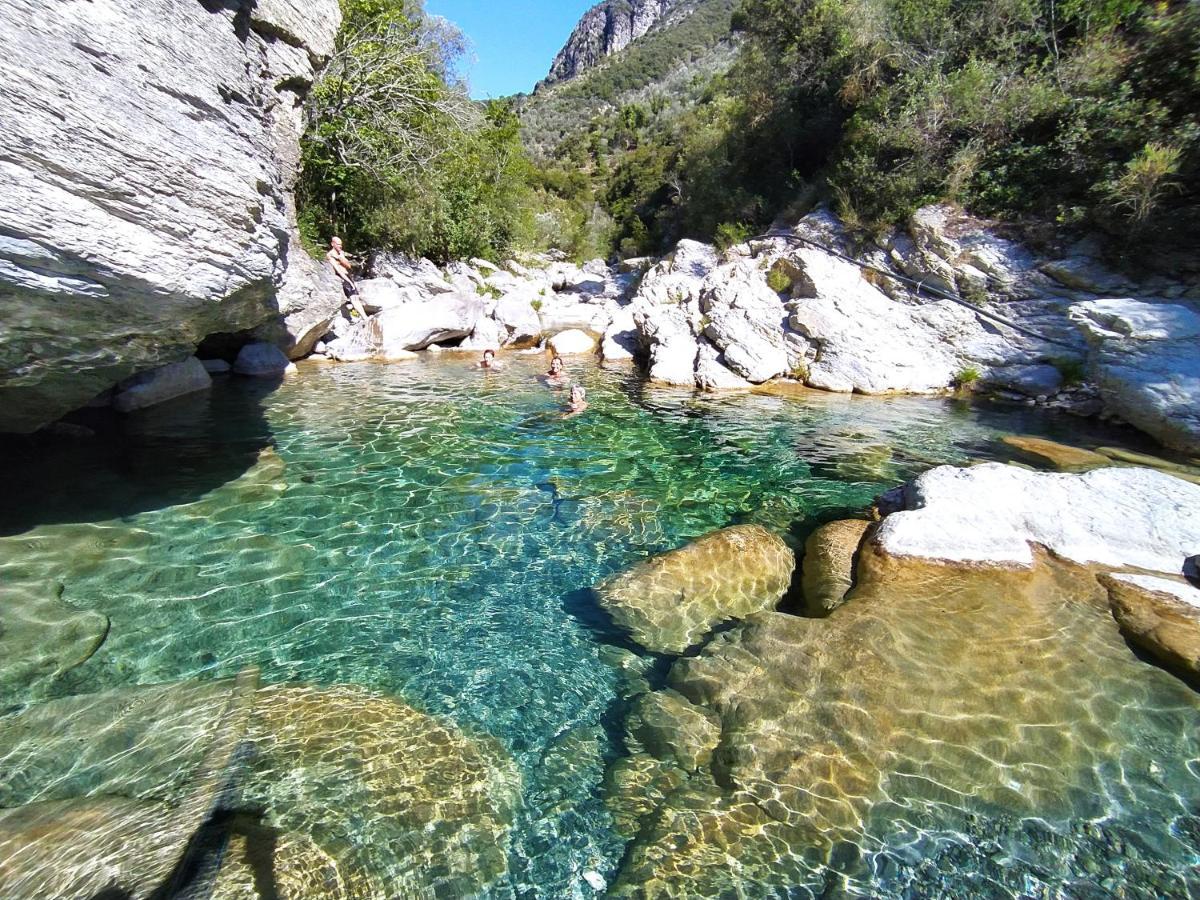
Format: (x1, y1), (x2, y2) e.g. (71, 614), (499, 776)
(875, 463), (1200, 570)
(234, 342), (297, 378)
(0, 581), (109, 695)
(237, 685), (521, 898)
(595, 524), (794, 654)
(113, 356), (212, 413)
(801, 519), (871, 616)
(1000, 435), (1112, 472)
(1105, 573), (1200, 681)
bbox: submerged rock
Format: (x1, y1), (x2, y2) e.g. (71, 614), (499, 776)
(1104, 574), (1200, 682)
(594, 524), (794, 654)
(113, 356), (212, 413)
(801, 519), (871, 616)
(239, 685), (521, 899)
(1000, 434), (1112, 472)
(0, 581), (109, 696)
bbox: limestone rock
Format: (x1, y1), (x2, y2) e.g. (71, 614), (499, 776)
(694, 339), (751, 391)
(234, 342), (297, 378)
(461, 317), (509, 351)
(1105, 573), (1200, 681)
(1001, 435), (1112, 472)
(801, 519), (871, 616)
(980, 363), (1064, 398)
(113, 356), (211, 413)
(0, 0), (340, 432)
(602, 307), (639, 363)
(634, 304), (699, 386)
(1071, 298), (1200, 453)
(374, 293), (483, 353)
(257, 250), (346, 360)
(201, 358), (231, 375)
(548, 329), (597, 355)
(635, 240), (720, 307)
(541, 0), (669, 86)
(786, 249), (960, 393)
(493, 291), (544, 346)
(539, 297), (610, 334)
(875, 463), (1200, 570)
(356, 277), (409, 313)
(700, 261), (807, 383)
(595, 524), (795, 654)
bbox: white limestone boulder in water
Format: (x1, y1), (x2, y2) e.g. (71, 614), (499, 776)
(0, 0), (340, 432)
(374, 293), (484, 354)
(699, 261), (809, 383)
(548, 329), (597, 355)
(694, 339), (750, 391)
(461, 317), (509, 351)
(634, 305), (699, 386)
(875, 463), (1200, 571)
(234, 342), (297, 378)
(602, 308), (640, 363)
(113, 356), (211, 412)
(539, 296), (611, 334)
(493, 291), (544, 346)
(356, 277), (408, 313)
(786, 249), (960, 393)
(1070, 298), (1200, 454)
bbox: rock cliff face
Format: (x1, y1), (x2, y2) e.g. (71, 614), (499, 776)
(0, 0), (343, 433)
(541, 0), (672, 87)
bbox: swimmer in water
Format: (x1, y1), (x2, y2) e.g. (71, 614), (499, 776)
(546, 355), (567, 382)
(478, 349), (503, 370)
(564, 385), (588, 418)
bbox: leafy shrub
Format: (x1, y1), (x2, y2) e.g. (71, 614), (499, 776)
(1050, 356), (1087, 387)
(953, 366), (982, 389)
(766, 267), (793, 294)
(714, 221), (753, 252)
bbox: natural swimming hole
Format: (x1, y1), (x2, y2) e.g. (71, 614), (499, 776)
(0, 355), (1197, 898)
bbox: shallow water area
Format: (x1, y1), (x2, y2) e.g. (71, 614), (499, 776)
(0, 355), (1196, 898)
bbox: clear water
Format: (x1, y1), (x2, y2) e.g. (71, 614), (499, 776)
(0, 355), (1195, 898)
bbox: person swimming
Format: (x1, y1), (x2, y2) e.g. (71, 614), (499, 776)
(564, 385), (588, 417)
(546, 355), (567, 381)
(477, 349), (503, 370)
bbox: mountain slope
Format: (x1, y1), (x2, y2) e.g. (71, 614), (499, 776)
(519, 0), (737, 159)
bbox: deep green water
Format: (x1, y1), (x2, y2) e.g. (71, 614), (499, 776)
(0, 355), (1196, 898)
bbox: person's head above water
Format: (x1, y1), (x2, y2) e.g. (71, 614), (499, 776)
(569, 385), (586, 405)
(483, 349), (495, 361)
(480, 349), (496, 367)
(549, 356), (565, 375)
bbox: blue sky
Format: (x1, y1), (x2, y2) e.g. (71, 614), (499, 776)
(425, 0), (598, 98)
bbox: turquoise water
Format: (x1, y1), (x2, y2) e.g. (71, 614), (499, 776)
(0, 354), (1196, 897)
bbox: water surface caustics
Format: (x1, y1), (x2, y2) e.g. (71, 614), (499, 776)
(0, 355), (1196, 898)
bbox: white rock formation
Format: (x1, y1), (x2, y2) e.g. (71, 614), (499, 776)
(700, 262), (806, 383)
(635, 305), (699, 385)
(112, 357), (212, 413)
(374, 294), (484, 355)
(0, 0), (341, 431)
(1071, 299), (1200, 453)
(876, 463), (1200, 571)
(548, 330), (597, 355)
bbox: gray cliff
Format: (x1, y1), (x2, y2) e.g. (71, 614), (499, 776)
(541, 0), (671, 87)
(0, 0), (344, 433)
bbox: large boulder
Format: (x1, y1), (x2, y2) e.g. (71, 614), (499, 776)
(635, 240), (720, 306)
(602, 307), (639, 363)
(374, 293), (483, 354)
(460, 317), (509, 351)
(1104, 573), (1200, 682)
(234, 342), (297, 378)
(786, 249), (960, 393)
(801, 519), (871, 616)
(0, 0), (341, 432)
(694, 339), (751, 391)
(633, 304), (698, 386)
(1070, 298), (1200, 453)
(595, 524), (794, 654)
(112, 356), (211, 412)
(875, 463), (1200, 570)
(700, 261), (809, 383)
(538, 296), (611, 334)
(548, 329), (597, 355)
(493, 291), (544, 346)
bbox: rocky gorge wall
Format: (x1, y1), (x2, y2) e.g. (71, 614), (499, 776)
(0, 0), (344, 434)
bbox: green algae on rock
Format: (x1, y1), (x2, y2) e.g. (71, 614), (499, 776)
(594, 523), (795, 654)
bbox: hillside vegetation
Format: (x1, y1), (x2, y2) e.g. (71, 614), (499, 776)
(298, 0), (1200, 267)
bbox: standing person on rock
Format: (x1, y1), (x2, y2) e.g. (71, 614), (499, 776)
(327, 236), (367, 320)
